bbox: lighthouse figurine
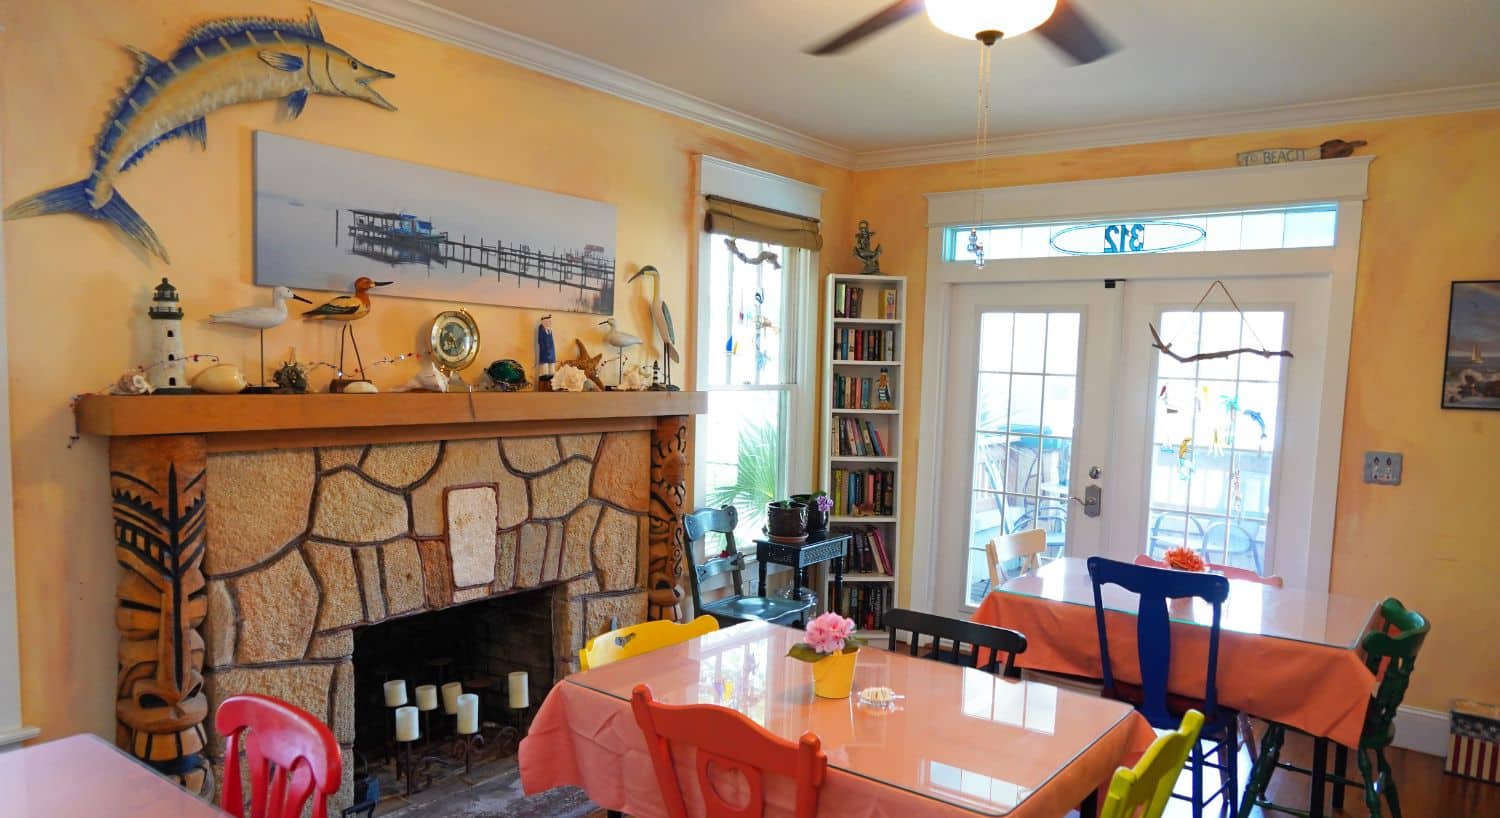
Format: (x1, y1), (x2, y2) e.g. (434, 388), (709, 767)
(148, 277), (189, 393)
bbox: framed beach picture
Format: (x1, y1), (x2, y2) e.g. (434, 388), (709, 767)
(1441, 280), (1500, 410)
(254, 132), (616, 315)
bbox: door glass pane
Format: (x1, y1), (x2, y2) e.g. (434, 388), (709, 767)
(966, 311), (1082, 604)
(1144, 310), (1285, 573)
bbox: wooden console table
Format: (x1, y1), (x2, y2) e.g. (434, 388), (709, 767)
(754, 532), (852, 621)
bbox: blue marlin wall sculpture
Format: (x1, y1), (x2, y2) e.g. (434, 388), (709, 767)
(3, 11), (395, 263)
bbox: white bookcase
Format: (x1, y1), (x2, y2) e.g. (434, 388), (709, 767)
(820, 274), (905, 638)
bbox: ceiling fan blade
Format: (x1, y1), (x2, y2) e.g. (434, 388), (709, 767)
(806, 0), (926, 56)
(1034, 0), (1117, 65)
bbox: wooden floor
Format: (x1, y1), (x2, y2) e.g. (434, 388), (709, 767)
(1068, 728), (1500, 817)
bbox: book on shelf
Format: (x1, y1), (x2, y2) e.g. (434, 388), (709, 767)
(834, 328), (898, 362)
(829, 577), (891, 632)
(881, 288), (898, 320)
(827, 469), (895, 516)
(832, 418), (889, 457)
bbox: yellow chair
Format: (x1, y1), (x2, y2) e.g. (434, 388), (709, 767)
(579, 614), (719, 670)
(1099, 709), (1205, 818)
(984, 528), (1048, 590)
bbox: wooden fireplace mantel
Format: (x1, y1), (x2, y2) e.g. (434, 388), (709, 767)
(76, 390), (708, 452)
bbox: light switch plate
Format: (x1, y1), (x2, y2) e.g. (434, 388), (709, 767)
(1364, 452), (1403, 485)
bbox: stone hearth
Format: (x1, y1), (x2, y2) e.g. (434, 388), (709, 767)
(199, 432), (650, 807)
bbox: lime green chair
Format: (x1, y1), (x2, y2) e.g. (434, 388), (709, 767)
(579, 614), (719, 671)
(1240, 597), (1429, 818)
(1101, 709), (1206, 818)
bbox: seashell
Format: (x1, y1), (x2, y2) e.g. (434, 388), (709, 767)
(552, 364), (587, 392)
(192, 364), (247, 394)
(619, 364), (649, 392)
(110, 372), (154, 395)
(343, 380), (379, 394)
(394, 361), (447, 393)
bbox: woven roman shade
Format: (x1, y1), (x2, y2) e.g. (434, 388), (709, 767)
(703, 195), (823, 251)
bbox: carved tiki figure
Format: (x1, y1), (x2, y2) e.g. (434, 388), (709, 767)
(647, 417), (690, 621)
(111, 436), (212, 794)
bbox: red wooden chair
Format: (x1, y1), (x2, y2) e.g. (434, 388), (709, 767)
(631, 684), (828, 818)
(216, 693), (343, 818)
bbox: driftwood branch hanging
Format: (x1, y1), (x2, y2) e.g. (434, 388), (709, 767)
(1148, 279), (1295, 363)
(725, 238), (781, 269)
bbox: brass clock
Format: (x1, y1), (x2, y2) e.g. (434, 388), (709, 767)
(429, 308), (480, 377)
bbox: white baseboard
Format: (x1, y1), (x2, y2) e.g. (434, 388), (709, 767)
(0, 725), (40, 751)
(1393, 705), (1449, 757)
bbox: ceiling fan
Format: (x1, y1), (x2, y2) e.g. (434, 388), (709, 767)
(807, 0), (1117, 64)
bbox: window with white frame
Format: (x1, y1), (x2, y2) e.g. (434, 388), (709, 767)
(694, 158), (820, 561)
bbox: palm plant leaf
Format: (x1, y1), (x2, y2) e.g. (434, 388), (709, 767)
(704, 419), (781, 539)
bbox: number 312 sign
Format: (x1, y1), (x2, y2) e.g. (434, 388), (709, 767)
(1050, 221), (1207, 255)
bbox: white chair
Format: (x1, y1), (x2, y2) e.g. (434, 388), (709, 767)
(984, 528), (1048, 589)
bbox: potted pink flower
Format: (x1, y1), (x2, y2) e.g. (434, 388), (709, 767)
(787, 612), (865, 698)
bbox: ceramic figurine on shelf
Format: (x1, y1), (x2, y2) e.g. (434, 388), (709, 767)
(599, 319), (642, 385)
(536, 314), (556, 391)
(302, 276), (390, 389)
(627, 265), (680, 386)
(208, 286), (311, 387)
(146, 278), (190, 393)
(854, 220), (882, 275)
(619, 363), (649, 392)
(192, 364), (248, 394)
(552, 364), (588, 392)
(110, 371), (154, 396)
(875, 367), (893, 410)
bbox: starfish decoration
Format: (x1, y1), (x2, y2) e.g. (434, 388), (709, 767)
(562, 339), (606, 391)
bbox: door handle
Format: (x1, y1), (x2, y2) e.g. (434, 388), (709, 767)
(1070, 484), (1103, 517)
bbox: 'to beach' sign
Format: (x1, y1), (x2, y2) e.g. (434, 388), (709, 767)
(1049, 221), (1207, 256)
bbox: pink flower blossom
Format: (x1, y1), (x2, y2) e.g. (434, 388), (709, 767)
(815, 495), (834, 514)
(803, 612), (856, 655)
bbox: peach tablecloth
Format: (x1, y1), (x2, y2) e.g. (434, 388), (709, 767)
(520, 621), (1157, 817)
(974, 578), (1379, 748)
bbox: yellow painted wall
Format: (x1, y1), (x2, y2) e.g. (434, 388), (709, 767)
(0, 0), (851, 742)
(852, 109), (1500, 712)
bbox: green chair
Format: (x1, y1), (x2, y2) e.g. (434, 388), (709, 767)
(1101, 710), (1206, 818)
(1240, 597), (1429, 818)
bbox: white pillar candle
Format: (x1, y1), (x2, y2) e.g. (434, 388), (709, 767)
(414, 684), (439, 712)
(456, 693), (480, 735)
(441, 682), (463, 715)
(383, 679), (408, 707)
(394, 706), (420, 742)
(508, 671), (529, 709)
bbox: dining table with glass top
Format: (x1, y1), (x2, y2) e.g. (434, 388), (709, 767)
(520, 620), (1157, 817)
(0, 733), (229, 817)
(974, 556), (1383, 748)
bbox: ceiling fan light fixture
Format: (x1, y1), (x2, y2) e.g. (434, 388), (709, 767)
(926, 0), (1058, 42)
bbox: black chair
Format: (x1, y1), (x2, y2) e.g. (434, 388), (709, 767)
(1087, 556), (1238, 818)
(882, 608), (1028, 678)
(683, 506), (813, 628)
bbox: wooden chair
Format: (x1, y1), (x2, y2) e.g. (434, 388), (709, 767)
(883, 608), (1028, 678)
(1100, 710), (1206, 818)
(683, 506), (814, 627)
(1132, 553), (1283, 587)
(1086, 557), (1238, 818)
(984, 528), (1049, 589)
(217, 693), (342, 818)
(631, 684), (828, 818)
(580, 614), (719, 670)
(1241, 598), (1429, 818)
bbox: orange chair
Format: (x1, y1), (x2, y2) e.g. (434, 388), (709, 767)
(631, 684), (827, 818)
(1133, 553), (1283, 586)
(217, 693), (343, 818)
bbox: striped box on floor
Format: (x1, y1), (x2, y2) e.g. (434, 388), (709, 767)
(1446, 700), (1500, 783)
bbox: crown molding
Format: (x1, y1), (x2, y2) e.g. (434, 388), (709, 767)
(854, 82), (1500, 170)
(317, 0), (856, 168)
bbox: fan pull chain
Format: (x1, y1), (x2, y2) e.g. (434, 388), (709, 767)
(967, 42), (993, 268)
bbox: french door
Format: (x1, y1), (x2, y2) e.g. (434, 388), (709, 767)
(934, 275), (1330, 615)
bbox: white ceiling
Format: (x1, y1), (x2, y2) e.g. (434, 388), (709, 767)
(410, 0), (1500, 157)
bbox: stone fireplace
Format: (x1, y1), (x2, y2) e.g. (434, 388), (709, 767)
(77, 391), (704, 809)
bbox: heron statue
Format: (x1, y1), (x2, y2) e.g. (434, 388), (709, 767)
(626, 265), (679, 388)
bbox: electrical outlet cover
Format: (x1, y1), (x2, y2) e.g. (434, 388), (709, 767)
(1364, 451), (1403, 485)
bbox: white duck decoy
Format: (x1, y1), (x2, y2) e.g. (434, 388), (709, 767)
(626, 266), (680, 383)
(209, 286), (312, 386)
(599, 318), (643, 385)
(209, 286), (313, 330)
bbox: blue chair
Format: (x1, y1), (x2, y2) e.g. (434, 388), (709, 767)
(1086, 556), (1238, 818)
